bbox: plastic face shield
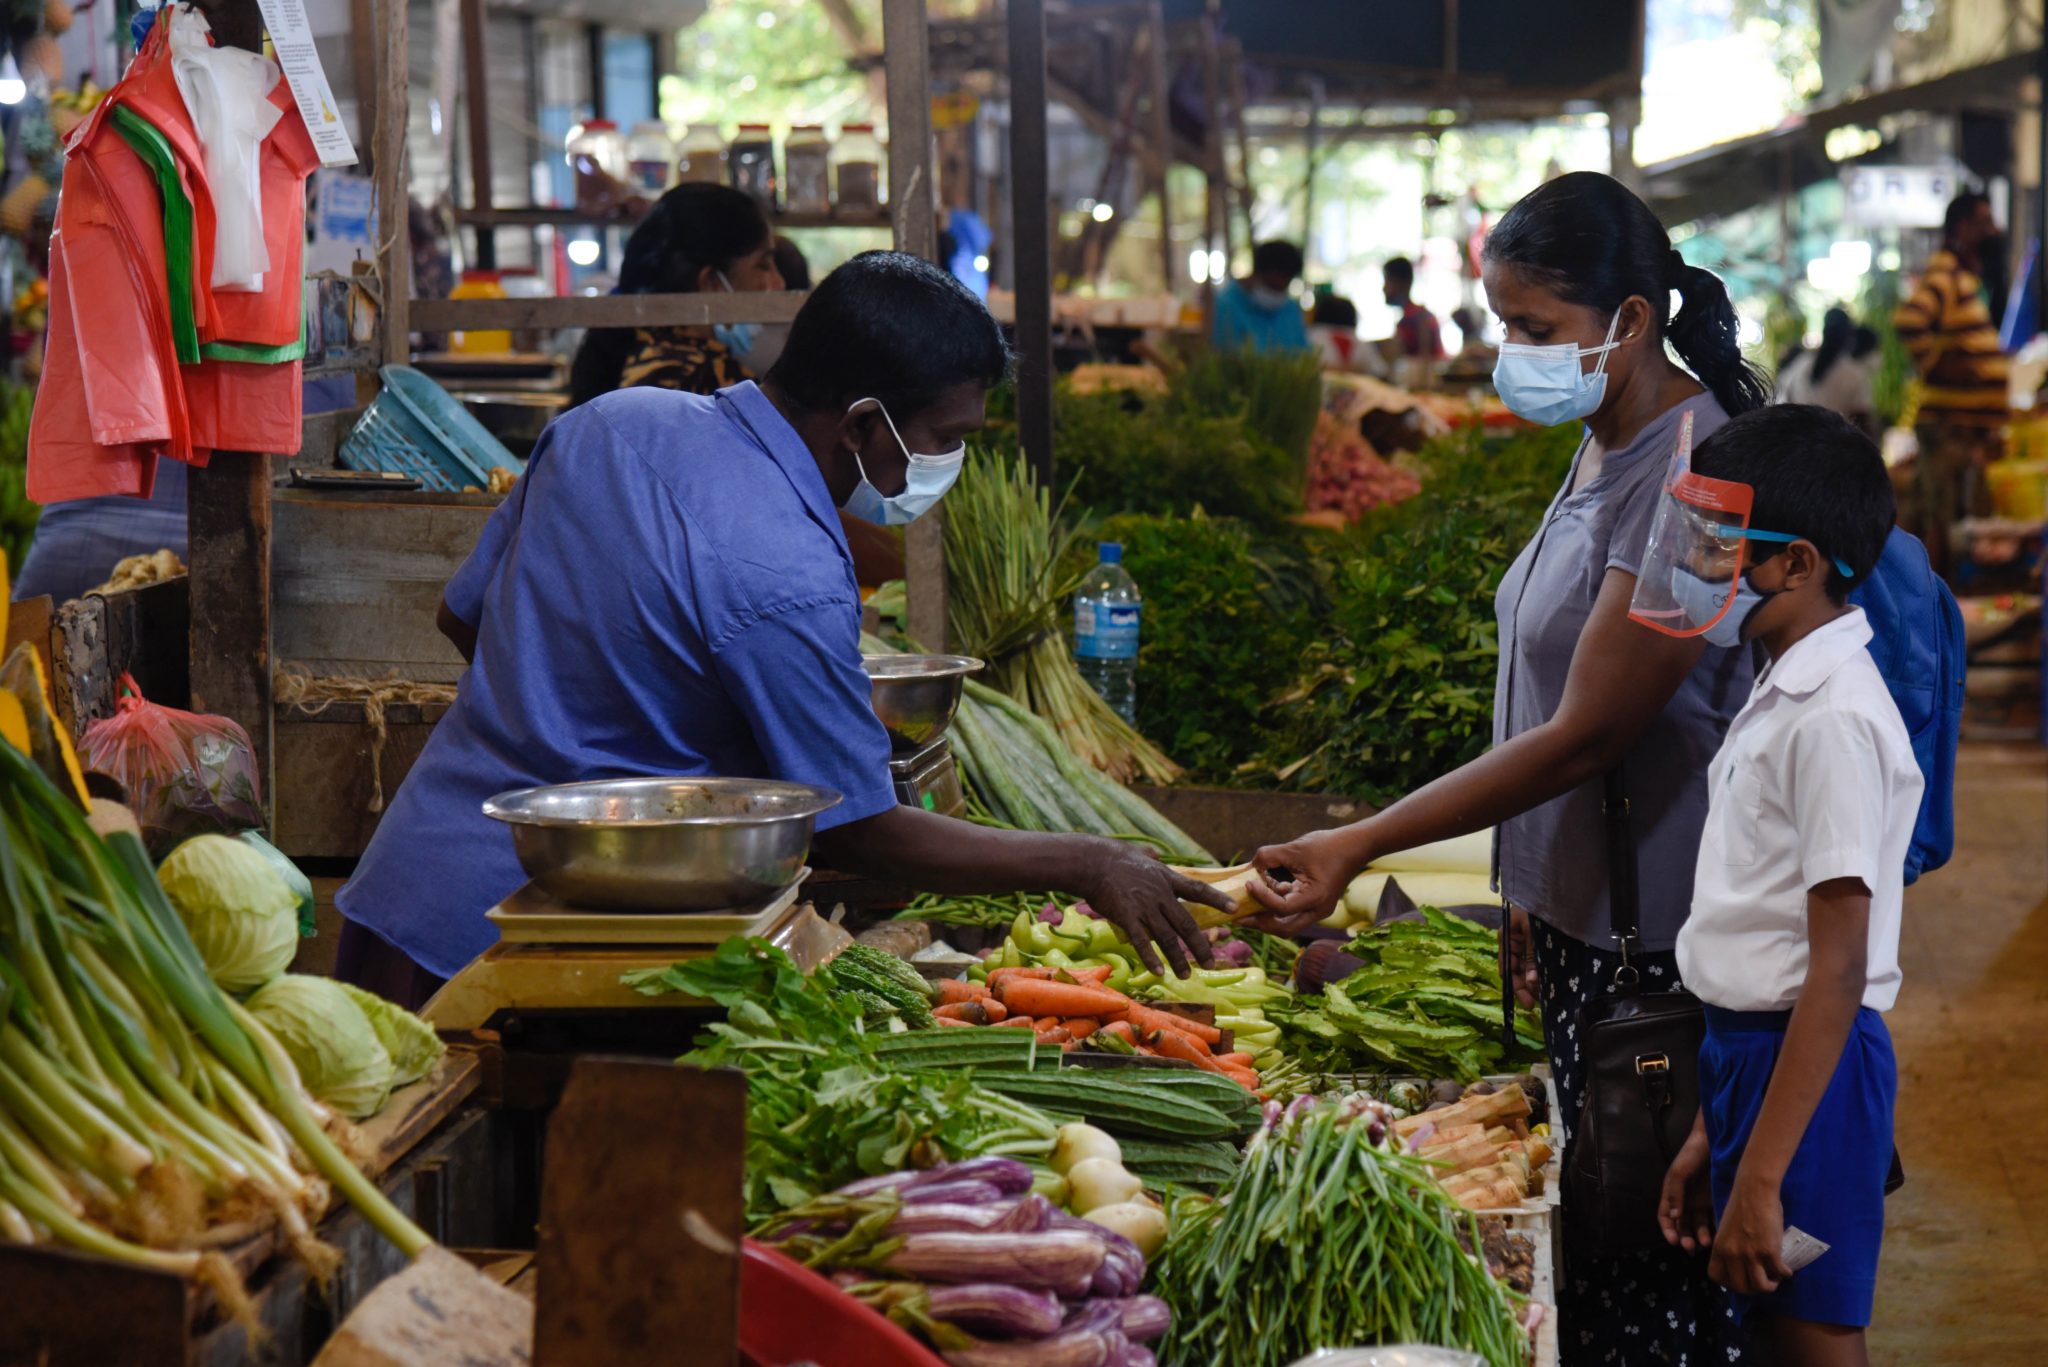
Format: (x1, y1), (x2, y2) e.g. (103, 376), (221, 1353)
(1627, 413), (1757, 640)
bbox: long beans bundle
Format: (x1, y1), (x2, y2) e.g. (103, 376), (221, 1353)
(1154, 1094), (1528, 1366)
(0, 739), (429, 1309)
(943, 450), (1181, 786)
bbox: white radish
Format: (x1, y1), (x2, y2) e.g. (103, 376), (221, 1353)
(1084, 1201), (1170, 1259)
(1050, 1123), (1122, 1177)
(1065, 1157), (1143, 1215)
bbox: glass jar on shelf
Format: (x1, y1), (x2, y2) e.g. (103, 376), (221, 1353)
(447, 269), (511, 354)
(626, 121), (674, 195)
(728, 122), (777, 206)
(676, 124), (726, 184)
(834, 122), (883, 216)
(783, 124), (831, 217)
(566, 118), (627, 216)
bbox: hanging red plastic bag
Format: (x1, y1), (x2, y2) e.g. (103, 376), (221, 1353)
(80, 673), (264, 852)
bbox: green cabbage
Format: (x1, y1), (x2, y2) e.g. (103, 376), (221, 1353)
(237, 830), (318, 937)
(157, 834), (300, 993)
(336, 982), (445, 1088)
(246, 975), (395, 1119)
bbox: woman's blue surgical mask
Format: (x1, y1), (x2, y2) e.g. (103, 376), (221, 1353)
(840, 398), (966, 526)
(1491, 311), (1624, 426)
(711, 271), (759, 359)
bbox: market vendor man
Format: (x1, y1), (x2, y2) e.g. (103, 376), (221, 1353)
(335, 252), (1226, 1006)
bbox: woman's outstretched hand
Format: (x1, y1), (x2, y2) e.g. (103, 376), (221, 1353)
(1245, 828), (1362, 936)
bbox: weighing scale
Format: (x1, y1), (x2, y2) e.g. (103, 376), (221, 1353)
(888, 734), (965, 815)
(422, 872), (851, 1031)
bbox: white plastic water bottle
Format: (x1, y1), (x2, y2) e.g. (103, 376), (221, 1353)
(1073, 541), (1141, 724)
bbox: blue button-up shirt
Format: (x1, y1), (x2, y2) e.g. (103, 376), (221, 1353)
(336, 382), (898, 977)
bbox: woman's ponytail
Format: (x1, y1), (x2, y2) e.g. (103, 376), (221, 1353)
(1668, 263), (1770, 416)
(1485, 171), (1769, 416)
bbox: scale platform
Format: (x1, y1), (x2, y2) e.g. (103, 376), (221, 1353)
(422, 871), (851, 1031)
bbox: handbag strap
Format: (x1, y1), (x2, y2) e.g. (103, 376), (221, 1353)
(1602, 766), (1644, 986)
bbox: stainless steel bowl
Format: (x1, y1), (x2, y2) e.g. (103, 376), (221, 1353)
(482, 777), (841, 912)
(862, 654), (984, 752)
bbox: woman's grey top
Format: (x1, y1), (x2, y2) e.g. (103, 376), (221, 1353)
(1491, 391), (1755, 952)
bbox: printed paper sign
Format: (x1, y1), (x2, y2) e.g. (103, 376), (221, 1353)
(255, 0), (358, 166)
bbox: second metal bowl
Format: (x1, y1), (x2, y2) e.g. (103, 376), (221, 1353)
(482, 777), (841, 912)
(862, 654), (984, 752)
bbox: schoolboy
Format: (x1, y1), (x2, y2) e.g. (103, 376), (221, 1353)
(1654, 404), (1920, 1367)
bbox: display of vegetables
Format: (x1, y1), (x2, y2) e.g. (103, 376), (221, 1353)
(155, 833), (301, 993)
(1268, 907), (1544, 1082)
(0, 735), (432, 1311)
(241, 975), (445, 1121)
(757, 1158), (1171, 1365)
(626, 939), (1068, 1224)
(1391, 1078), (1554, 1212)
(1304, 409), (1422, 522)
(1153, 1094), (1529, 1367)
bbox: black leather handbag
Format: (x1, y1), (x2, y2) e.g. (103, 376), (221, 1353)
(1561, 770), (1706, 1257)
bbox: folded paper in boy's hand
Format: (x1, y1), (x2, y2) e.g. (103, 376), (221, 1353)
(1781, 1226), (1830, 1274)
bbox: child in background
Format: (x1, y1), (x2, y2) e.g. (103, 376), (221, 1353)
(1652, 405), (1920, 1366)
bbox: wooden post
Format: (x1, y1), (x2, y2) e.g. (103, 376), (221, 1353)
(1009, 0), (1055, 490)
(533, 1060), (746, 1367)
(884, 0), (949, 652)
(460, 0), (495, 269)
(377, 0), (412, 365)
(1148, 1), (1176, 295)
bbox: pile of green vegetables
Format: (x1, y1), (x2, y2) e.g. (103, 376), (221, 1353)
(0, 741), (430, 1312)
(1154, 1093), (1529, 1366)
(1105, 423), (1577, 803)
(154, 833), (443, 1120)
(1268, 907), (1544, 1082)
(626, 939), (1065, 1224)
(0, 382), (35, 573)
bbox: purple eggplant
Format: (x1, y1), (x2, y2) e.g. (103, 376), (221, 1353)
(917, 1158), (1036, 1196)
(997, 1193), (1053, 1234)
(901, 1179), (1005, 1207)
(889, 1202), (1020, 1236)
(836, 1170), (922, 1199)
(1106, 1296), (1170, 1343)
(883, 1229), (1107, 1290)
(1047, 1210), (1141, 1298)
(923, 1283), (1064, 1339)
(942, 1331), (1112, 1367)
(1113, 1344), (1157, 1367)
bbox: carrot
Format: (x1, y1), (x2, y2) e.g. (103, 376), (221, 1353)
(986, 966), (1058, 991)
(1099, 1021), (1136, 1044)
(979, 998), (1009, 1022)
(934, 1002), (991, 1025)
(1217, 1065), (1262, 1091)
(1059, 1018), (1102, 1037)
(1214, 1051), (1256, 1070)
(1152, 1028), (1225, 1071)
(1124, 1003), (1222, 1045)
(937, 978), (988, 1005)
(994, 1015), (1034, 1028)
(996, 978), (1133, 1020)
(934, 1016), (976, 1028)
(1035, 1026), (1072, 1045)
(1067, 965), (1114, 984)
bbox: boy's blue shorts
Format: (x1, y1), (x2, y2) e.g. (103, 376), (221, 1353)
(1701, 1004), (1896, 1328)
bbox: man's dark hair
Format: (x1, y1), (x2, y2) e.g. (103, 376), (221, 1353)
(1313, 294), (1359, 328)
(1944, 190), (1990, 238)
(1383, 257), (1415, 290)
(767, 251), (1010, 418)
(1251, 240), (1304, 279)
(1690, 404), (1895, 604)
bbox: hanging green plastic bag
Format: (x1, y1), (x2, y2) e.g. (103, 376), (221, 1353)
(238, 829), (317, 937)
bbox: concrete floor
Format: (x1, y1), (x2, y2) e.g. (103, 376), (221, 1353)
(1873, 742), (2048, 1364)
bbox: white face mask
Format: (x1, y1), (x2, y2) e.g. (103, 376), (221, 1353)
(839, 398), (966, 526)
(1491, 311), (1625, 426)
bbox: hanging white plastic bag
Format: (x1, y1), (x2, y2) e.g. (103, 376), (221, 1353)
(168, 4), (283, 292)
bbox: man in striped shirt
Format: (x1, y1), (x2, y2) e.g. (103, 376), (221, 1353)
(1894, 191), (2010, 577)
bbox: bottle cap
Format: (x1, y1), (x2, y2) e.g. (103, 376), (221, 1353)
(1098, 542), (1122, 564)
(583, 118), (618, 131)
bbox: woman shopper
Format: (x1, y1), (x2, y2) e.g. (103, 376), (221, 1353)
(1776, 305), (1880, 437)
(566, 183), (784, 408)
(1248, 171), (1768, 1365)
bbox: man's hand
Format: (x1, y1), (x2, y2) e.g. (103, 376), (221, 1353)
(1244, 827), (1364, 936)
(1708, 1172), (1789, 1296)
(1658, 1110), (1715, 1254)
(1501, 905), (1540, 1009)
(1083, 842), (1225, 978)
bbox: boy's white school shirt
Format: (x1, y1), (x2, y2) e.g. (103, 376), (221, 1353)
(1676, 607), (1922, 1013)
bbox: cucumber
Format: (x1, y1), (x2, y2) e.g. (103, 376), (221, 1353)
(972, 1072), (1241, 1140)
(1117, 1138), (1242, 1190)
(870, 1028), (1056, 1071)
(1111, 1070), (1263, 1129)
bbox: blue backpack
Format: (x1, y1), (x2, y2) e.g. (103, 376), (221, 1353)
(1848, 527), (1964, 884)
